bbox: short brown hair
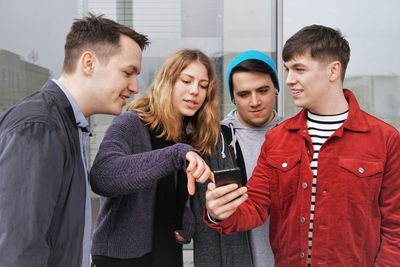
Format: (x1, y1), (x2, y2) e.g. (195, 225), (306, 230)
(62, 13), (149, 73)
(283, 24), (350, 81)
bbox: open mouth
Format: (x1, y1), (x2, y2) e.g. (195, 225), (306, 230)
(119, 95), (130, 105)
(184, 99), (198, 108)
(291, 89), (303, 97)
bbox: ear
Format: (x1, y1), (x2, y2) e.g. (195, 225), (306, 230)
(328, 61), (341, 82)
(80, 50), (96, 76)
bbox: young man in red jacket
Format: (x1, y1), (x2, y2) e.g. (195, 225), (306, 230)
(205, 24), (400, 266)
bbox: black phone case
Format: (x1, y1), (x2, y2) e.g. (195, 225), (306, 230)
(214, 168), (242, 187)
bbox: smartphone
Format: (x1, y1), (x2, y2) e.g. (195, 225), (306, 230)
(214, 168), (242, 187)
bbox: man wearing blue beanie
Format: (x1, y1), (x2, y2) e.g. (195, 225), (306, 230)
(192, 50), (283, 267)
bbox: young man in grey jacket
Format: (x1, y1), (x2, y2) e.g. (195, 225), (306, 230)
(193, 50), (283, 267)
(0, 14), (149, 267)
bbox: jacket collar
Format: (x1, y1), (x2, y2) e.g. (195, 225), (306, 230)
(286, 89), (370, 134)
(41, 79), (78, 128)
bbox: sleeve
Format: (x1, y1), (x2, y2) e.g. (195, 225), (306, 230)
(374, 130), (400, 266)
(204, 138), (271, 234)
(0, 123), (66, 266)
(90, 112), (196, 197)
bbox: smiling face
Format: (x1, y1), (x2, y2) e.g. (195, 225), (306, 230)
(90, 34), (143, 115)
(172, 61), (209, 117)
(284, 52), (335, 113)
(232, 71), (276, 128)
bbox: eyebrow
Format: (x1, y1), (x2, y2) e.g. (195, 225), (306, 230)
(180, 73), (209, 83)
(126, 65), (140, 75)
(236, 85), (271, 92)
(285, 62), (307, 69)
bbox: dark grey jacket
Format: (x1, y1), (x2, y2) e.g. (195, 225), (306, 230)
(192, 125), (253, 267)
(0, 80), (86, 267)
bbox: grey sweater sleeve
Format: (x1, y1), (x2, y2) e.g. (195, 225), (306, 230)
(90, 111), (195, 197)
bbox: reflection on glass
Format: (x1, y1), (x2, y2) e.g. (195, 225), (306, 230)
(2, 2), (277, 261)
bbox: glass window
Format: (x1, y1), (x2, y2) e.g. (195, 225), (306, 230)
(1, 1), (278, 264)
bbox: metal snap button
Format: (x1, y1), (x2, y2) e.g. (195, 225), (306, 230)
(302, 182), (308, 189)
(358, 167), (365, 174)
(282, 162), (288, 168)
(300, 216), (306, 223)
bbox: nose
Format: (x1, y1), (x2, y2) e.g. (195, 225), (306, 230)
(189, 82), (199, 95)
(128, 76), (139, 94)
(285, 70), (296, 88)
(249, 92), (260, 107)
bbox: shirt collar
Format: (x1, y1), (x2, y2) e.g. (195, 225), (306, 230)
(52, 79), (91, 133)
(285, 89), (369, 133)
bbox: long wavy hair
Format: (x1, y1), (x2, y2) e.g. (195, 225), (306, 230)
(127, 49), (220, 156)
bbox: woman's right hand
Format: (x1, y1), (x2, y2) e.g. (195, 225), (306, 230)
(185, 151), (214, 195)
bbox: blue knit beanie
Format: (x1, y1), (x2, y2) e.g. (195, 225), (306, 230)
(226, 50), (279, 102)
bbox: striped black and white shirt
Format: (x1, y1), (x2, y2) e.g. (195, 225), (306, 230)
(306, 110), (348, 266)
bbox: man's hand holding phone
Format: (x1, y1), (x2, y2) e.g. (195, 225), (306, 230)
(205, 169), (248, 221)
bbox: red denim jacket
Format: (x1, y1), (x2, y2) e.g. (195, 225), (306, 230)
(206, 89), (400, 266)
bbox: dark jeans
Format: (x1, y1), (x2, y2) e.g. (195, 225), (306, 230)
(91, 254), (152, 267)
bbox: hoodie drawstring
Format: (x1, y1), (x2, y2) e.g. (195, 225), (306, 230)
(228, 123), (237, 159)
(220, 132), (226, 159)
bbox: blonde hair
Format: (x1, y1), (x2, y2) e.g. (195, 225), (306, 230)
(128, 49), (220, 156)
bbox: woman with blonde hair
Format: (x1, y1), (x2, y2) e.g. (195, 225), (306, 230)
(90, 49), (220, 267)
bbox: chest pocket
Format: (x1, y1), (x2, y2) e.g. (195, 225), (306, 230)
(338, 158), (384, 207)
(338, 158), (384, 178)
(266, 153), (301, 198)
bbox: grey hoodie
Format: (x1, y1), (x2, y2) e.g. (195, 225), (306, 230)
(221, 109), (283, 267)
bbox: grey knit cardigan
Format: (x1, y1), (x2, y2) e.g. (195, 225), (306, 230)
(90, 111), (194, 258)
